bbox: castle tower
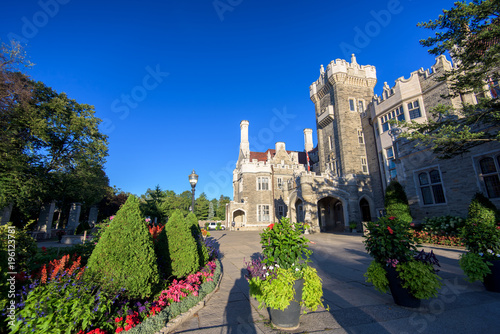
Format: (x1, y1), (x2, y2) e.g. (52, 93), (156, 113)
(309, 54), (377, 176)
(303, 128), (313, 152)
(239, 120), (250, 160)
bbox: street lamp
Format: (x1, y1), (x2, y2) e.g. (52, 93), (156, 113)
(189, 170), (198, 213)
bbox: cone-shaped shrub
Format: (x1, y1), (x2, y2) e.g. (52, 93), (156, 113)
(87, 195), (160, 299)
(461, 193), (500, 254)
(186, 212), (209, 267)
(155, 227), (172, 279)
(165, 210), (199, 278)
(384, 180), (412, 224)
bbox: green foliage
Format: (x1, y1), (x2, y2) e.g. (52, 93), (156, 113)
(421, 215), (466, 236)
(154, 227), (172, 280)
(301, 266), (324, 312)
(0, 223), (37, 272)
(28, 242), (95, 274)
(260, 217), (311, 272)
(384, 181), (412, 224)
(364, 260), (389, 293)
(400, 1), (500, 158)
(87, 195), (160, 299)
(364, 216), (417, 264)
(195, 193), (210, 220)
(249, 267), (296, 310)
(461, 193), (500, 256)
(75, 220), (91, 235)
(165, 210), (199, 278)
(185, 212), (209, 268)
(11, 277), (115, 334)
(459, 252), (492, 283)
(349, 221), (358, 229)
(397, 261), (442, 299)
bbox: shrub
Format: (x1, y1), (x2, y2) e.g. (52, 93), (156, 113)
(461, 193), (500, 255)
(75, 220), (92, 235)
(154, 227), (172, 280)
(0, 223), (37, 272)
(186, 212), (209, 268)
(421, 215), (466, 237)
(459, 252), (492, 283)
(364, 260), (389, 293)
(165, 210), (200, 278)
(384, 180), (412, 224)
(86, 195), (160, 299)
(397, 260), (442, 299)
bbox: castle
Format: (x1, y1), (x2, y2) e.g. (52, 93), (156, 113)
(226, 54), (500, 232)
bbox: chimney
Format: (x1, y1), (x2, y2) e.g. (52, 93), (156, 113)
(304, 128), (313, 152)
(239, 120), (250, 158)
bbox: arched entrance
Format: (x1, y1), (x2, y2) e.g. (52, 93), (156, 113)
(317, 197), (344, 232)
(232, 209), (245, 228)
(360, 198), (371, 222)
(295, 199), (303, 223)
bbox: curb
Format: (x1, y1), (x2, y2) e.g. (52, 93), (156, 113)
(155, 263), (224, 334)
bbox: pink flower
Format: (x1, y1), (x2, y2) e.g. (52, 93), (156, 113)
(110, 216), (115, 221)
(388, 216), (395, 220)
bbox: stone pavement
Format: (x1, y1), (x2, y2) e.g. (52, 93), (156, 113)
(172, 231), (500, 334)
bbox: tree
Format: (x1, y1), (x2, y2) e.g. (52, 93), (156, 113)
(0, 60), (109, 225)
(195, 193), (210, 220)
(216, 195), (230, 220)
(384, 180), (412, 224)
(141, 185), (166, 223)
(87, 195), (160, 298)
(401, 0), (500, 158)
(164, 209), (199, 278)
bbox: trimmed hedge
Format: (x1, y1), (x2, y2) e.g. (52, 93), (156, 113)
(384, 180), (412, 224)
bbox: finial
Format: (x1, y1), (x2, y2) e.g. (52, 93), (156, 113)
(351, 54), (357, 65)
(320, 64), (325, 74)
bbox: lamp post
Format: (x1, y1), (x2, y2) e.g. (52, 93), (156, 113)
(189, 170), (198, 213)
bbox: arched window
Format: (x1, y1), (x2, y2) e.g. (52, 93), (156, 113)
(418, 170), (446, 205)
(479, 157), (500, 198)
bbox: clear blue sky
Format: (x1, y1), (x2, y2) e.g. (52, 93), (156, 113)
(1, 0), (456, 200)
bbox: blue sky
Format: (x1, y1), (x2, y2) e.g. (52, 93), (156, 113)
(1, 0), (457, 200)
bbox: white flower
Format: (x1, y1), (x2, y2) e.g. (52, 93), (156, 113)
(269, 265), (274, 270)
(275, 264), (279, 267)
(263, 266), (266, 270)
(295, 268), (299, 272)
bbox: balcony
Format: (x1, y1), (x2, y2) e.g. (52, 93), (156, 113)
(318, 105), (334, 127)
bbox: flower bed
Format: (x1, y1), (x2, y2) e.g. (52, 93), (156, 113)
(412, 231), (464, 247)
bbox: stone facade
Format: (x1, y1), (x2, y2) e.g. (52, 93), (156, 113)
(227, 54), (500, 231)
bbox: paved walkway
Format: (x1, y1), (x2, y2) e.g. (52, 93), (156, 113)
(172, 231), (500, 334)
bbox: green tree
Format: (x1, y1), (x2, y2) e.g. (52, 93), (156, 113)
(141, 185), (166, 223)
(164, 209), (199, 278)
(216, 195), (230, 220)
(195, 192), (210, 220)
(384, 180), (412, 224)
(87, 195), (160, 298)
(208, 201), (215, 220)
(0, 49), (109, 225)
(401, 0), (500, 158)
(185, 212), (209, 268)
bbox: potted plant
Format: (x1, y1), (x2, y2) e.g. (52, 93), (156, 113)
(364, 216), (442, 308)
(349, 221), (358, 233)
(245, 217), (324, 329)
(459, 193), (500, 292)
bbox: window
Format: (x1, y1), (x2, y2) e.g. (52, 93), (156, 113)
(479, 156), (500, 198)
(358, 100), (364, 113)
(257, 177), (269, 191)
(349, 99), (355, 111)
(381, 113), (392, 132)
(386, 147), (396, 179)
(328, 136), (333, 150)
(357, 130), (364, 144)
(277, 177), (283, 190)
(418, 170), (446, 204)
(278, 205), (285, 218)
(395, 106), (405, 121)
(408, 100), (421, 119)
(386, 147), (394, 159)
(361, 158), (368, 173)
(257, 205), (270, 222)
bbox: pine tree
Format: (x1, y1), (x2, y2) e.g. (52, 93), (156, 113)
(165, 210), (200, 278)
(384, 180), (412, 224)
(87, 195), (160, 298)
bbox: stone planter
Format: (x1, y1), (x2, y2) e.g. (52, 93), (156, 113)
(483, 260), (500, 293)
(268, 279), (304, 329)
(385, 266), (421, 308)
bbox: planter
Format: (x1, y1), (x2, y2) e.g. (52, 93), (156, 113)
(483, 260), (500, 293)
(385, 266), (421, 308)
(268, 279), (304, 329)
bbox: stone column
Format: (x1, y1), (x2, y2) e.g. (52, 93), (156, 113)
(38, 201), (56, 234)
(67, 202), (82, 232)
(0, 203), (13, 225)
(88, 205), (98, 227)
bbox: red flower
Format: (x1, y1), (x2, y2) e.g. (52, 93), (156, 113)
(41, 246), (47, 252)
(115, 328), (123, 333)
(388, 216), (395, 220)
(268, 223), (274, 230)
(387, 226), (394, 234)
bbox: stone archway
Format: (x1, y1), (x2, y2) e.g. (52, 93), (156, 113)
(317, 197), (344, 232)
(232, 209), (246, 228)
